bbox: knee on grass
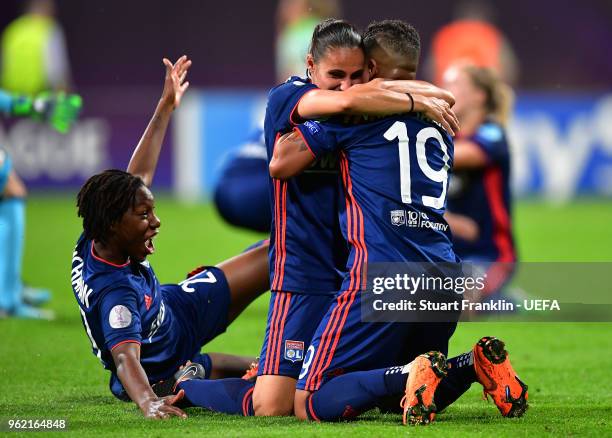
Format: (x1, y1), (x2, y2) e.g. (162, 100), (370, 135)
(252, 391), (294, 416)
(252, 376), (296, 416)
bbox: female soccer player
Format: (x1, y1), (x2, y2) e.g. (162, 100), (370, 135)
(442, 64), (517, 298)
(72, 56), (269, 419)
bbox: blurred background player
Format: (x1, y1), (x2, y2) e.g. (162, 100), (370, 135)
(0, 0), (78, 319)
(426, 0), (519, 86)
(213, 126), (270, 232)
(213, 0), (340, 233)
(0, 0), (81, 318)
(1, 0), (72, 95)
(442, 63), (517, 301)
(0, 88), (81, 319)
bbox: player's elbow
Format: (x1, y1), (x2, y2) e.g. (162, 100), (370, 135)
(269, 158), (291, 180)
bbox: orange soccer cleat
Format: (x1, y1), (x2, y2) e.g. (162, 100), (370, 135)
(401, 351), (448, 425)
(241, 361), (259, 382)
(472, 336), (528, 417)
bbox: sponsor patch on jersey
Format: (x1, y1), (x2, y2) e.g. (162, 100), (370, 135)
(109, 305), (132, 329)
(284, 340), (305, 362)
(303, 120), (320, 135)
(390, 210), (449, 231)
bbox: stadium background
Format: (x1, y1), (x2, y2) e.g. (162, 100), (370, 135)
(0, 0), (611, 435)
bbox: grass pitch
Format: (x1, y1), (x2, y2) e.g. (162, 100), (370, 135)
(1, 196), (611, 436)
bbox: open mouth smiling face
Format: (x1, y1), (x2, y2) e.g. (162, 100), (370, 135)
(116, 185), (161, 263)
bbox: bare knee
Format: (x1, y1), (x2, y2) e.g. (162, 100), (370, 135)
(294, 389), (311, 421)
(252, 375), (295, 416)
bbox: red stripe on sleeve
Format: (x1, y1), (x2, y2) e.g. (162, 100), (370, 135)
(110, 340), (141, 351)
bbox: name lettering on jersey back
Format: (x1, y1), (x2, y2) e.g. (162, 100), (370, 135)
(72, 250), (94, 308)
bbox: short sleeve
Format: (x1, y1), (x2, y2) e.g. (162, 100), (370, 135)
(267, 78), (318, 132)
(471, 122), (508, 164)
(98, 286), (142, 351)
(294, 120), (338, 159)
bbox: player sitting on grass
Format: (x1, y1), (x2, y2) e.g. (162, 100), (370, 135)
(71, 56), (269, 419)
(270, 19), (528, 425)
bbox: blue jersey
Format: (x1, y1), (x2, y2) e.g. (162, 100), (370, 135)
(264, 76), (347, 294)
(214, 127), (271, 232)
(71, 235), (186, 383)
(446, 121), (515, 262)
(295, 115), (458, 285)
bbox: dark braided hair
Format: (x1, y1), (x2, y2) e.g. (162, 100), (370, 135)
(308, 18), (362, 63)
(76, 169), (144, 244)
(363, 20), (421, 63)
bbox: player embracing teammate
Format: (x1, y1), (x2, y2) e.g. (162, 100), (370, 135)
(270, 19), (528, 424)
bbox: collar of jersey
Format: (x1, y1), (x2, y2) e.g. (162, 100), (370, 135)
(90, 241), (131, 268)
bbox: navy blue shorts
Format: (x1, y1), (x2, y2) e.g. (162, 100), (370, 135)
(163, 266), (231, 356)
(258, 292), (335, 379)
(297, 290), (458, 391)
(110, 266), (230, 400)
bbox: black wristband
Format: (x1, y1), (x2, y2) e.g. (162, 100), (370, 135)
(406, 93), (414, 113)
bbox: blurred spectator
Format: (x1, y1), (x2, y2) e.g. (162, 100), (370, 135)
(1, 0), (72, 95)
(275, 0), (340, 82)
(427, 0), (519, 86)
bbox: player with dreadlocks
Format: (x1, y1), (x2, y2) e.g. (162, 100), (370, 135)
(72, 55), (269, 419)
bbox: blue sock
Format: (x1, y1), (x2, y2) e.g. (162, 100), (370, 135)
(306, 365), (409, 421)
(0, 198), (25, 311)
(178, 378), (255, 416)
(434, 351), (476, 412)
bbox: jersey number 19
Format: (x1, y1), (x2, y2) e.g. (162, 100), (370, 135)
(384, 121), (450, 209)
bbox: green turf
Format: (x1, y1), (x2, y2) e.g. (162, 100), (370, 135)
(1, 196), (611, 436)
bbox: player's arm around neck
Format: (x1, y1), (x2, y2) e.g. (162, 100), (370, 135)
(380, 79), (456, 107)
(126, 56), (191, 187)
(269, 130), (315, 180)
(111, 342), (187, 419)
(296, 78), (413, 120)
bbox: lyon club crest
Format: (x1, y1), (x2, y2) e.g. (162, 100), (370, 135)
(390, 210), (406, 226)
(284, 340), (305, 362)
